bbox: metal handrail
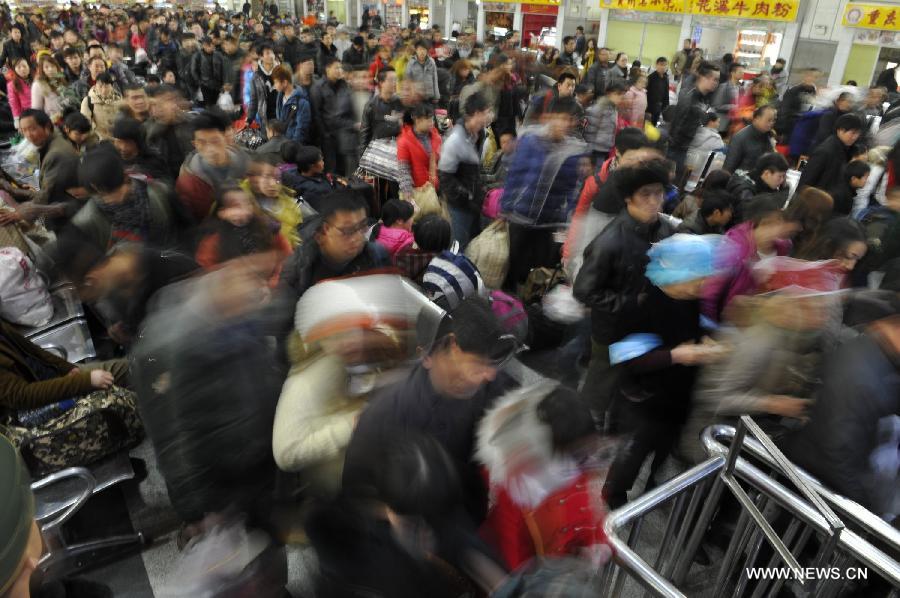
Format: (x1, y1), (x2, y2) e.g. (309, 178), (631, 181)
(702, 423), (900, 551)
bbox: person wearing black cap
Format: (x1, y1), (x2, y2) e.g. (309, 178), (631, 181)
(342, 35), (367, 68)
(573, 159), (676, 423)
(342, 296), (520, 524)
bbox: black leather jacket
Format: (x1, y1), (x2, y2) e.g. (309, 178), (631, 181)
(573, 210), (675, 343)
(359, 94), (403, 155)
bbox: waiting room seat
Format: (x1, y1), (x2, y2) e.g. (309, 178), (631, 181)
(32, 452), (146, 581)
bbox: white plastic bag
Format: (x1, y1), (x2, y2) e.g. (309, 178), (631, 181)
(542, 284), (587, 325)
(0, 247), (52, 327)
(216, 91), (235, 112)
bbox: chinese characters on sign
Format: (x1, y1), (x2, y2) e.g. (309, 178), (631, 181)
(842, 3), (900, 32)
(601, 0), (799, 21)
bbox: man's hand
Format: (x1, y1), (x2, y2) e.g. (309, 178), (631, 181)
(90, 369), (115, 390)
(762, 395), (811, 419)
(68, 367), (80, 376)
(0, 202), (39, 225)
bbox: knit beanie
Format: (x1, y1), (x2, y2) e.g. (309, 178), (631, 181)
(423, 251), (485, 311)
(0, 434), (35, 595)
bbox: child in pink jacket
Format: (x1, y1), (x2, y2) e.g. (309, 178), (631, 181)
(374, 199), (415, 259)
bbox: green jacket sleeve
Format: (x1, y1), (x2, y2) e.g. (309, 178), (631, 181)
(0, 369), (93, 411)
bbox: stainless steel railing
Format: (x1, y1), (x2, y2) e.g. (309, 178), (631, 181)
(601, 416), (900, 597)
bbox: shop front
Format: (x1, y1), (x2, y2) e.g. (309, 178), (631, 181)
(600, 0), (798, 71)
(409, 2), (430, 29)
(484, 2), (516, 38)
(841, 2), (900, 87)
(521, 2), (559, 48)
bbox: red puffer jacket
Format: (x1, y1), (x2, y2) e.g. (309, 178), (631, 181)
(481, 470), (612, 570)
(396, 124), (442, 189)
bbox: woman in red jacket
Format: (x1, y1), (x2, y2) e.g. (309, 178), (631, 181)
(476, 381), (613, 570)
(397, 103), (442, 201)
(7, 57), (32, 129)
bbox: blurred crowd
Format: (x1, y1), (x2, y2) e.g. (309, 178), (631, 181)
(0, 2), (898, 597)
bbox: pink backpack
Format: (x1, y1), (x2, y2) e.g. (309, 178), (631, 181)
(490, 290), (528, 342)
(482, 188), (503, 220)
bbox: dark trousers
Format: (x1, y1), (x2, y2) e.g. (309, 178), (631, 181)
(200, 86), (220, 108)
(579, 338), (619, 418)
(668, 146), (688, 188)
(504, 222), (561, 291)
(603, 400), (681, 509)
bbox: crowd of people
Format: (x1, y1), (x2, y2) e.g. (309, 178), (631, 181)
(0, 2), (898, 597)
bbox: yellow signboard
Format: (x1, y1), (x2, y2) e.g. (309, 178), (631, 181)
(602, 0), (799, 20)
(600, 0), (687, 14)
(842, 3), (900, 32)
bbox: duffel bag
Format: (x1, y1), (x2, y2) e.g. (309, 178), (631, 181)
(4, 386), (144, 475)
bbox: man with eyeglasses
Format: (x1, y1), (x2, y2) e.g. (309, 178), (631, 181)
(275, 189), (390, 336)
(573, 160), (676, 429)
(343, 296), (520, 525)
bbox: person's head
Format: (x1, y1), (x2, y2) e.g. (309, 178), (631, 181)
(536, 385), (595, 456)
(556, 71), (576, 98)
(412, 214), (452, 252)
(265, 118), (288, 141)
(613, 127), (651, 165)
(751, 104), (777, 134)
(63, 28), (79, 46)
(87, 55), (107, 79)
(192, 108), (232, 167)
(574, 83), (593, 106)
(699, 188), (735, 228)
(703, 111), (720, 130)
(323, 55), (344, 82)
(785, 187), (833, 238)
(352, 34), (365, 49)
(282, 23), (295, 38)
(123, 83), (149, 116)
(839, 161), (870, 195)
(646, 233), (724, 298)
(79, 144), (129, 202)
(449, 58), (472, 81)
(683, 38), (692, 50)
(63, 47), (82, 72)
(87, 43), (105, 59)
(597, 47), (610, 64)
(406, 102), (434, 135)
(619, 159), (669, 224)
(315, 189), (369, 264)
(377, 66), (397, 96)
(695, 61), (720, 94)
(111, 117), (144, 160)
(62, 111), (91, 147)
(106, 43), (124, 62)
(745, 193), (799, 250)
(217, 185), (257, 227)
(0, 433), (42, 598)
(614, 52), (628, 68)
(10, 57), (29, 82)
(271, 64), (293, 93)
(800, 67), (820, 86)
(563, 35), (575, 53)
(381, 199), (415, 231)
(729, 62), (744, 82)
(37, 55), (60, 82)
(865, 86), (887, 108)
(630, 68), (648, 90)
(834, 91), (854, 113)
(424, 297), (517, 399)
(93, 71), (115, 97)
(295, 52), (315, 79)
(462, 92), (494, 131)
(834, 113), (863, 146)
(247, 156), (282, 198)
(542, 96), (578, 141)
(802, 217), (867, 272)
(294, 144), (324, 175)
(752, 152), (789, 191)
(49, 29), (64, 49)
(18, 109), (53, 148)
(414, 40), (428, 61)
(605, 80), (627, 106)
(9, 24), (22, 41)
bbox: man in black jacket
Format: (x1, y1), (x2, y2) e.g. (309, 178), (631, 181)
(279, 22), (303, 70)
(584, 46), (610, 98)
(192, 36), (226, 108)
(676, 189), (734, 234)
(646, 57), (670, 126)
(667, 60), (720, 183)
(220, 34), (245, 105)
(776, 67), (819, 144)
(798, 113), (863, 192)
(343, 296), (520, 524)
(342, 35), (367, 68)
(723, 105), (777, 173)
(311, 56), (359, 177)
(282, 145), (346, 211)
(359, 67), (403, 156)
(573, 160), (676, 420)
